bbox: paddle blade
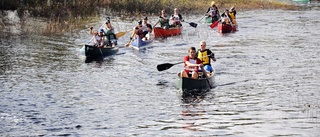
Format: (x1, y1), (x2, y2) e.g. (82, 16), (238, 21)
(157, 62), (184, 71)
(125, 42), (130, 47)
(189, 22), (197, 28)
(157, 63), (174, 71)
(210, 21), (218, 28)
(115, 32), (126, 38)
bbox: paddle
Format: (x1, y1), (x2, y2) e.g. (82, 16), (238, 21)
(197, 15), (207, 22)
(98, 48), (103, 57)
(115, 29), (133, 38)
(125, 29), (137, 47)
(200, 65), (212, 89)
(185, 21), (197, 28)
(87, 36), (94, 44)
(125, 33), (135, 47)
(125, 39), (133, 47)
(157, 62), (184, 71)
(210, 20), (219, 28)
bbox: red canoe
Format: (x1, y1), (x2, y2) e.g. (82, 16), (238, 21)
(154, 27), (182, 38)
(217, 23), (237, 33)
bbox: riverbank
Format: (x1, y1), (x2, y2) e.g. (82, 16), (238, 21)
(0, 0), (298, 34)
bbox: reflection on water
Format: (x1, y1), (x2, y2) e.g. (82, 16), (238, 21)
(1, 5), (320, 136)
(180, 90), (208, 131)
(181, 90), (209, 104)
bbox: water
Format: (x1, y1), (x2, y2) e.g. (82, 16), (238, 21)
(1, 4), (320, 137)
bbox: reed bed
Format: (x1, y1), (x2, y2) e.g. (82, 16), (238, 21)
(1, 0), (298, 34)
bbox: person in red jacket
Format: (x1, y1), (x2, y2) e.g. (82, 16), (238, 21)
(181, 47), (204, 79)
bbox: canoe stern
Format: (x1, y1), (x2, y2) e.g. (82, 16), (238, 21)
(154, 27), (182, 38)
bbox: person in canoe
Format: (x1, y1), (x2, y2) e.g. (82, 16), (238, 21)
(229, 6), (237, 25)
(153, 9), (170, 29)
(206, 1), (220, 23)
(141, 17), (153, 40)
(103, 17), (117, 47)
(220, 9), (232, 25)
(197, 40), (216, 74)
(181, 47), (204, 79)
(129, 20), (145, 41)
(89, 27), (105, 48)
(170, 8), (183, 28)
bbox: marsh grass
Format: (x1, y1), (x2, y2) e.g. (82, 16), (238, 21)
(3, 0), (298, 34)
(43, 16), (98, 35)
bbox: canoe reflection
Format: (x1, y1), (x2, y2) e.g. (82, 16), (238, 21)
(181, 90), (208, 131)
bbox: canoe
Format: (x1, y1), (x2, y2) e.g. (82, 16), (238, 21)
(205, 17), (212, 23)
(177, 71), (215, 91)
(154, 27), (182, 38)
(84, 44), (118, 59)
(217, 23), (237, 33)
(128, 34), (153, 50)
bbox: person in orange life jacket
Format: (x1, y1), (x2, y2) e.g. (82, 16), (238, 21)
(89, 27), (105, 48)
(153, 9), (170, 29)
(130, 20), (145, 41)
(141, 17), (153, 40)
(181, 47), (204, 79)
(170, 8), (183, 27)
(206, 2), (220, 23)
(221, 9), (232, 24)
(196, 40), (216, 73)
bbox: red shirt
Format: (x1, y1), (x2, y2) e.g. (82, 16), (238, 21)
(183, 56), (202, 73)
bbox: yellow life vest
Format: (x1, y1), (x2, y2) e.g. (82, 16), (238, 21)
(229, 12), (235, 20)
(197, 50), (210, 65)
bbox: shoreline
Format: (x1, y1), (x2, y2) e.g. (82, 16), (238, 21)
(0, 0), (300, 34)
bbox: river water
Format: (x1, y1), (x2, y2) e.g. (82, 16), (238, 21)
(1, 2), (320, 137)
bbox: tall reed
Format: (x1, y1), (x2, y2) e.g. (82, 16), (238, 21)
(1, 0), (297, 34)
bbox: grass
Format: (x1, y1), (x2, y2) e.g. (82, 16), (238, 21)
(3, 0), (298, 34)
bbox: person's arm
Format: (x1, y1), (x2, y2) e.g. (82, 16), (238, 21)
(206, 7), (210, 13)
(89, 27), (94, 35)
(208, 50), (216, 62)
(179, 14), (183, 22)
(93, 33), (98, 45)
(162, 16), (169, 22)
(147, 24), (153, 33)
(100, 37), (105, 47)
(211, 53), (216, 62)
(130, 27), (137, 40)
(197, 59), (204, 69)
(153, 21), (159, 28)
(221, 12), (225, 17)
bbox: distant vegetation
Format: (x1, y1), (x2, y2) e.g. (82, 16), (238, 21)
(0, 0), (297, 34)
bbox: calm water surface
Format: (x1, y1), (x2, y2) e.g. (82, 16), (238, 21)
(1, 3), (320, 137)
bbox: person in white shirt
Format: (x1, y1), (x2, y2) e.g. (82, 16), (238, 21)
(170, 8), (183, 27)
